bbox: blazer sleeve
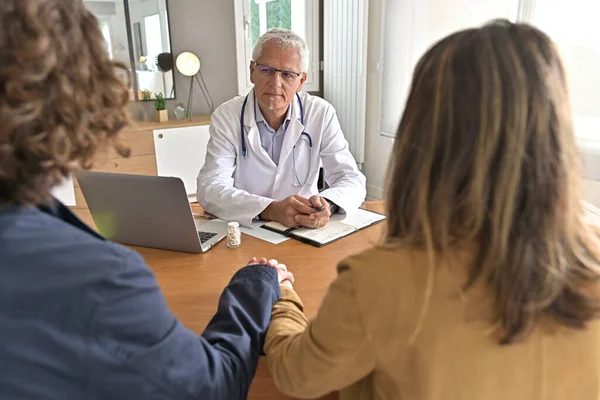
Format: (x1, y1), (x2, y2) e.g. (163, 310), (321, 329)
(89, 251), (280, 400)
(196, 108), (273, 226)
(264, 265), (375, 398)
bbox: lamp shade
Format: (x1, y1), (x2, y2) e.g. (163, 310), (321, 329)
(156, 52), (173, 72)
(175, 52), (200, 76)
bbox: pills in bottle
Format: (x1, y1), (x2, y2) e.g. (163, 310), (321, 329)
(226, 222), (241, 248)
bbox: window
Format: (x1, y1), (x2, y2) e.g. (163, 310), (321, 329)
(99, 18), (113, 59)
(234, 0), (320, 95)
(379, 0), (517, 136)
(379, 0), (600, 141)
(523, 0), (600, 143)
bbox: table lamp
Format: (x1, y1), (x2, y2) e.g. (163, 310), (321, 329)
(175, 51), (214, 120)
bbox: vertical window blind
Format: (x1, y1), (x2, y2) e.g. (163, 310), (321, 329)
(379, 0), (599, 142)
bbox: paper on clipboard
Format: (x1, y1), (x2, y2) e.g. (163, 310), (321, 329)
(239, 225), (290, 244)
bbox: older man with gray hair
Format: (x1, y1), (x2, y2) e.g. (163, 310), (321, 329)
(197, 28), (366, 228)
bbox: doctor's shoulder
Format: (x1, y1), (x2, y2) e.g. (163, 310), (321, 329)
(300, 91), (336, 117)
(210, 95), (246, 124)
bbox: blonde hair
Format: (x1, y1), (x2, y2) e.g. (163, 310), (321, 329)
(385, 20), (600, 344)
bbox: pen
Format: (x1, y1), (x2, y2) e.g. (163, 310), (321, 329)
(193, 213), (215, 220)
(315, 201), (329, 212)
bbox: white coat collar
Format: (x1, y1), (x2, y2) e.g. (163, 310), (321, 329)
(242, 89), (306, 167)
(243, 88), (302, 128)
(254, 93), (293, 128)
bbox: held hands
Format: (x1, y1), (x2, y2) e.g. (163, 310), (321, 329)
(247, 257), (294, 289)
(261, 195), (331, 229)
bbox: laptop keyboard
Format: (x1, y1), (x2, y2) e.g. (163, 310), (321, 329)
(198, 231), (218, 244)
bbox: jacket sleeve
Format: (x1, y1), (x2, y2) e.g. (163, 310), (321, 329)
(318, 104), (367, 213)
(196, 108), (273, 226)
(264, 265), (375, 398)
(89, 251), (280, 400)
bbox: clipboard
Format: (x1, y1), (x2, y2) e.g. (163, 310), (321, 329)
(261, 208), (385, 247)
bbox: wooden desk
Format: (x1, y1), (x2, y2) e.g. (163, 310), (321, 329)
(72, 201), (385, 400)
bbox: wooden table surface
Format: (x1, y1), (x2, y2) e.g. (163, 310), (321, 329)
(73, 201), (385, 400)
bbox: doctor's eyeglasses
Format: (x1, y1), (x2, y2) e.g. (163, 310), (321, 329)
(252, 62), (302, 82)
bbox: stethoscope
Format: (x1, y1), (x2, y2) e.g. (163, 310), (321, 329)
(240, 92), (313, 186)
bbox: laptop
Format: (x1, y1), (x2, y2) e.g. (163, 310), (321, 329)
(76, 171), (226, 253)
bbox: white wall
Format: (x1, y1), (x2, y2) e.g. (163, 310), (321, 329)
(580, 142), (600, 208)
(363, 0), (394, 199)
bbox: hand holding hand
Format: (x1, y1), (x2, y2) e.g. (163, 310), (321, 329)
(247, 257), (294, 288)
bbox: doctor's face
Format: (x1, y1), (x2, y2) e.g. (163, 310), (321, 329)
(250, 41), (307, 116)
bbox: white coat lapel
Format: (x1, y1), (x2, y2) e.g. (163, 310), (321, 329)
(278, 95), (304, 167)
(243, 90), (275, 166)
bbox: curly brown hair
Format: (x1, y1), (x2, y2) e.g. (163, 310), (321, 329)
(0, 0), (131, 205)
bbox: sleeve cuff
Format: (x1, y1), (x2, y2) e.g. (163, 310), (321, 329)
(323, 198), (340, 214)
(232, 264), (281, 296)
(279, 286), (305, 312)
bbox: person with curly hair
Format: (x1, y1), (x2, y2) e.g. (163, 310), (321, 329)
(0, 1), (294, 398)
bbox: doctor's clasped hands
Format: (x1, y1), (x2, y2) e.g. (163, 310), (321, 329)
(260, 194), (333, 228)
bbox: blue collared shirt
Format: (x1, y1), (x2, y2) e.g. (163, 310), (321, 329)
(255, 96), (292, 165)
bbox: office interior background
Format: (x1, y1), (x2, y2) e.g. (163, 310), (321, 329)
(78, 0), (600, 205)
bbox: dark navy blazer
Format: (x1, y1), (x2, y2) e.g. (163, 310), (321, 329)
(0, 201), (280, 399)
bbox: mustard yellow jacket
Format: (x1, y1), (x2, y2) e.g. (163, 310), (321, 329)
(265, 246), (600, 399)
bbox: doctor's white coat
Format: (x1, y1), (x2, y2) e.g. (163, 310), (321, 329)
(196, 90), (366, 227)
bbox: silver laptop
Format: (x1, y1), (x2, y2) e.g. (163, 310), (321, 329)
(76, 171), (226, 253)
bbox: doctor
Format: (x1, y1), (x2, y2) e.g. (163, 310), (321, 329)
(197, 28), (366, 228)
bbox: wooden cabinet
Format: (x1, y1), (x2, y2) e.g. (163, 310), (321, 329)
(71, 115), (211, 210)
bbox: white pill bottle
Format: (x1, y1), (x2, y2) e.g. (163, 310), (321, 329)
(227, 222), (241, 248)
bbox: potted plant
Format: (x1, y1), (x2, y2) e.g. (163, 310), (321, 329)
(141, 89), (152, 101)
(154, 92), (168, 122)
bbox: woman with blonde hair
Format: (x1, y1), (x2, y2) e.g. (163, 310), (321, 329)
(264, 20), (600, 399)
(0, 1), (292, 398)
